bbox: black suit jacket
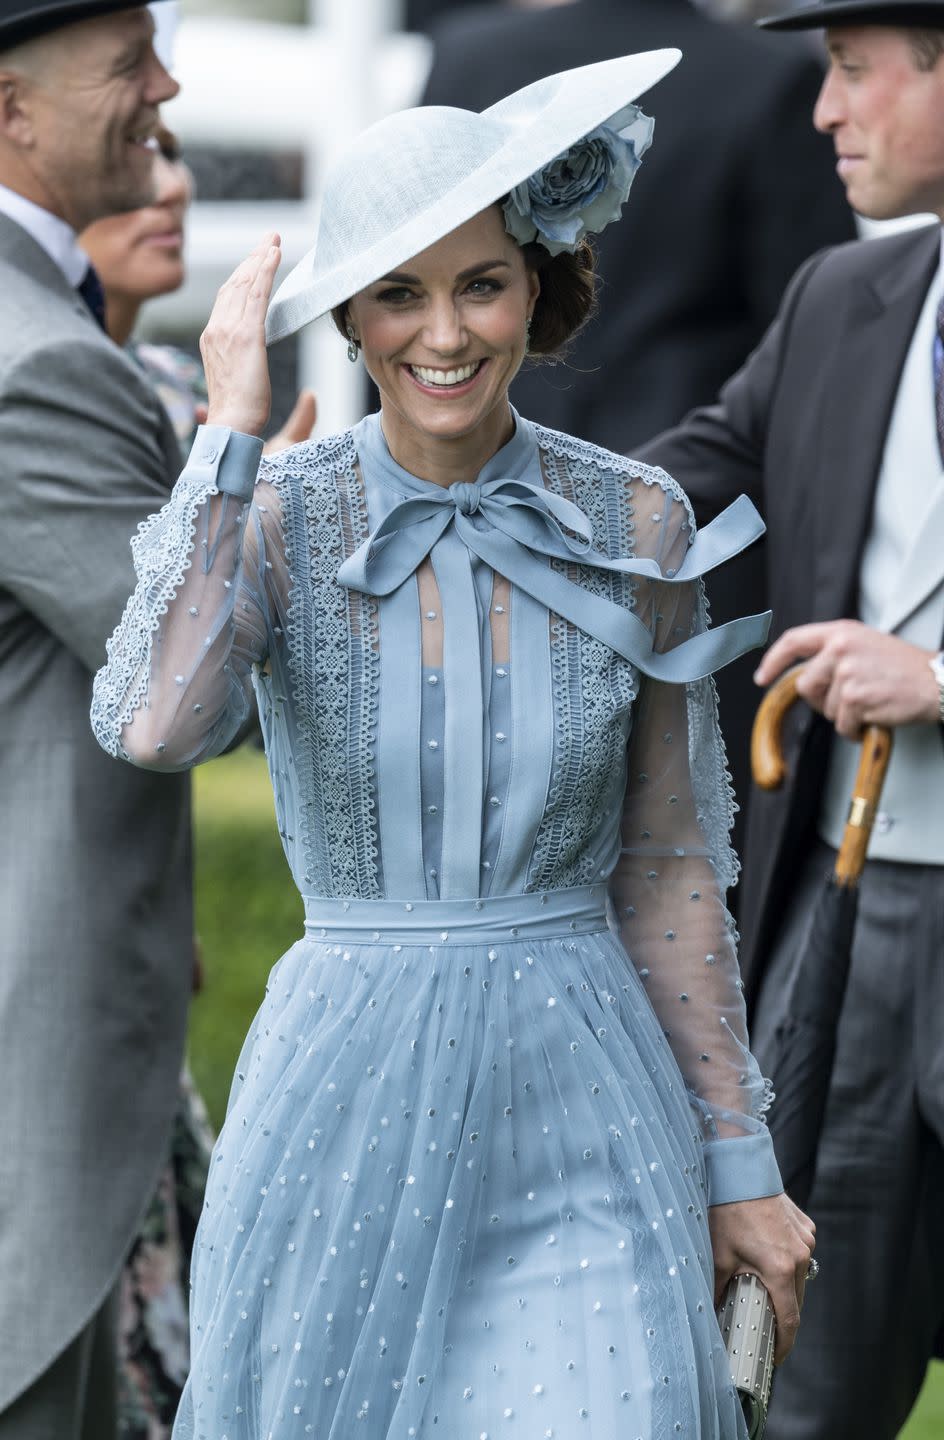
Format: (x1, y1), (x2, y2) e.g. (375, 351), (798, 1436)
(639, 224), (941, 998)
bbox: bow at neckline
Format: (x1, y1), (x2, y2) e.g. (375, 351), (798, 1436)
(337, 413), (770, 683)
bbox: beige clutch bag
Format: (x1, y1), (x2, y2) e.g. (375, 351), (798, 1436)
(716, 1273), (776, 1439)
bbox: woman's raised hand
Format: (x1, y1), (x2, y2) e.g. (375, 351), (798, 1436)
(202, 234), (282, 438)
(709, 1192), (816, 1365)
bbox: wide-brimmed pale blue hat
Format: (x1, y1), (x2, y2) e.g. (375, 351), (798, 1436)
(266, 49), (680, 345)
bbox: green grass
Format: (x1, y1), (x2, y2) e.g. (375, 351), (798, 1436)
(188, 747), (944, 1439)
(188, 746), (302, 1125)
(901, 1366), (944, 1440)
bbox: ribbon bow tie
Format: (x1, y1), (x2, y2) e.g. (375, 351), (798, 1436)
(337, 474), (769, 683)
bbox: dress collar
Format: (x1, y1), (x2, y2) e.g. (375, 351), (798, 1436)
(353, 407), (540, 496)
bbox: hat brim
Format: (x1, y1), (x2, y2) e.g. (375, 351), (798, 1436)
(266, 48), (681, 346)
(759, 1), (944, 29)
(0, 0), (163, 49)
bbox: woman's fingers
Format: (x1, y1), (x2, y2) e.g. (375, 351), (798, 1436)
(247, 244), (282, 313)
(212, 236), (281, 324)
(201, 235), (281, 436)
(709, 1194), (815, 1366)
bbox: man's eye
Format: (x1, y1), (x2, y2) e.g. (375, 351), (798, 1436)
(115, 45), (147, 75)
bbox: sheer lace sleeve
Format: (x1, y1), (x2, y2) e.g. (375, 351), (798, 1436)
(91, 426), (286, 770)
(611, 478), (781, 1207)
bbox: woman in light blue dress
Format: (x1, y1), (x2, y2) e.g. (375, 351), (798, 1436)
(93, 51), (814, 1440)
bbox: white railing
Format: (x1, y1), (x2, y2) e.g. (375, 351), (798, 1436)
(148, 3), (432, 435)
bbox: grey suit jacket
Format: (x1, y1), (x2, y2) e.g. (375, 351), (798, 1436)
(0, 213), (193, 1409)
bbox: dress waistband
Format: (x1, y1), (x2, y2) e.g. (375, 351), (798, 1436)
(302, 884), (610, 944)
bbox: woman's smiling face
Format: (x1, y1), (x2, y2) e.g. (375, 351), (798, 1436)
(345, 205), (539, 476)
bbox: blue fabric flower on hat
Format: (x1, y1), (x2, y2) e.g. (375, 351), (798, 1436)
(502, 109), (653, 256)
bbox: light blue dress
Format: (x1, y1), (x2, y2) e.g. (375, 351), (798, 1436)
(93, 411), (780, 1440)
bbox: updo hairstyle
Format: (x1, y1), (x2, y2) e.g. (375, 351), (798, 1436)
(520, 238), (597, 358)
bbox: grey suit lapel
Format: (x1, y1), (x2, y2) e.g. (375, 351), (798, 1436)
(0, 211), (97, 330)
(0, 211), (183, 487)
(812, 228), (940, 622)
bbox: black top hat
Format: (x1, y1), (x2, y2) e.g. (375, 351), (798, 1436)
(760, 0), (944, 28)
(0, 0), (164, 50)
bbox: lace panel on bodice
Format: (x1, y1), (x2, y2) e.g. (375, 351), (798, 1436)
(268, 434), (382, 899)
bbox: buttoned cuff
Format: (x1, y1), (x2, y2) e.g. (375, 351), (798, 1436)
(703, 1131), (783, 1207)
(187, 425), (264, 501)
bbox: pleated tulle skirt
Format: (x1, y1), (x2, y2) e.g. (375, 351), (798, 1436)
(173, 890), (746, 1440)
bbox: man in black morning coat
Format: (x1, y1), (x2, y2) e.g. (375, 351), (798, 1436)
(421, 0), (855, 869)
(640, 3), (944, 1436)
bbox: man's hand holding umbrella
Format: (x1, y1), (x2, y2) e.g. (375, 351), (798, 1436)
(755, 619), (941, 737)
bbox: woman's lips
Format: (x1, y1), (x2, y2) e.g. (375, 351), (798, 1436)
(402, 359), (488, 398)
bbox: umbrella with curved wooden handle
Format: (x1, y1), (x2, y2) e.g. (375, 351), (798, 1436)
(749, 664), (893, 1208)
(752, 664), (893, 879)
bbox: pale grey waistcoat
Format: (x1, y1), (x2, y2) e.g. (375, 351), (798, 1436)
(0, 213), (193, 1411)
(820, 256), (944, 863)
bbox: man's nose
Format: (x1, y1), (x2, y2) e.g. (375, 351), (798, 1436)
(813, 67), (844, 134)
(148, 50), (181, 106)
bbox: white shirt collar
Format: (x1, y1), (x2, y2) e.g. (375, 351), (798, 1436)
(0, 183), (89, 287)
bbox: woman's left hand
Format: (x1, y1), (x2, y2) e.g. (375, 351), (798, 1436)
(709, 1192), (815, 1365)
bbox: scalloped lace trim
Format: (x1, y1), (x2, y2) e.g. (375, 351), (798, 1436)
(91, 467), (217, 758)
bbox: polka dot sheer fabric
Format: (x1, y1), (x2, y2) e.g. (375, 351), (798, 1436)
(92, 413), (776, 1440)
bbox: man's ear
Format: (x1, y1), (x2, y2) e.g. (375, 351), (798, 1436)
(0, 70), (37, 148)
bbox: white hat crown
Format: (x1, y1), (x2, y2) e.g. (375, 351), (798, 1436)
(317, 106), (505, 276)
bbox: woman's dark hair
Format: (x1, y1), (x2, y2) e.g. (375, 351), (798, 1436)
(331, 301), (353, 343)
(521, 238), (597, 359)
(330, 232), (598, 360)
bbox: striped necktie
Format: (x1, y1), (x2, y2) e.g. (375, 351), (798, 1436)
(77, 264), (107, 331)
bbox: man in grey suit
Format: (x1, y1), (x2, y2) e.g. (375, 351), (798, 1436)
(0, 4), (189, 1436)
(641, 2), (944, 1434)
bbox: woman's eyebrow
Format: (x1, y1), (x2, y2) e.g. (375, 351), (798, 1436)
(377, 260), (513, 285)
(456, 260), (512, 281)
